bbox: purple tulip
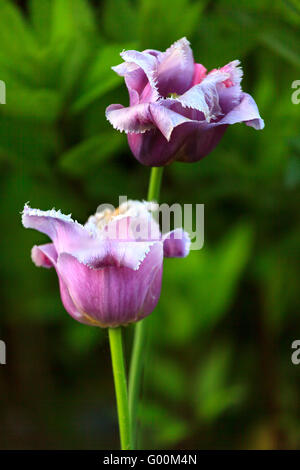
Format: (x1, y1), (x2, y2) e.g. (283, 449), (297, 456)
(106, 37), (264, 166)
(22, 201), (190, 328)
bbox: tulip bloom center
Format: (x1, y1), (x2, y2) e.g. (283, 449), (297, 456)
(86, 200), (158, 237)
(167, 93), (179, 99)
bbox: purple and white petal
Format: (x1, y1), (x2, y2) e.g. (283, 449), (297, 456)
(179, 124), (229, 162)
(163, 229), (191, 257)
(167, 69), (229, 122)
(58, 277), (93, 326)
(191, 63), (207, 86)
(22, 204), (111, 268)
(128, 120), (228, 165)
(118, 50), (159, 101)
(31, 243), (57, 268)
(149, 103), (193, 141)
(214, 92), (265, 129)
(112, 63), (149, 106)
(95, 240), (159, 271)
(23, 204), (153, 271)
(128, 129), (186, 166)
(57, 242), (163, 327)
(105, 103), (154, 134)
(22, 205), (90, 254)
(157, 37), (194, 97)
(220, 60), (243, 87)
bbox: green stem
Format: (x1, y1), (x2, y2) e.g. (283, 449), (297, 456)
(128, 166), (164, 447)
(146, 166), (164, 201)
(108, 327), (132, 450)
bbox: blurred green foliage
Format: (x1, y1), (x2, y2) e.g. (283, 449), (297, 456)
(0, 0), (300, 450)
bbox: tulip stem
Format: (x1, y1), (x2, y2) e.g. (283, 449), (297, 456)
(128, 166), (164, 447)
(146, 166), (164, 201)
(108, 327), (132, 450)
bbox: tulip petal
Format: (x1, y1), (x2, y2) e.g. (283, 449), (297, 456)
(178, 124), (229, 162)
(127, 130), (183, 166)
(23, 205), (158, 272)
(118, 49), (159, 100)
(163, 229), (191, 257)
(57, 242), (163, 327)
(105, 102), (154, 134)
(214, 61), (244, 113)
(22, 204), (90, 252)
(22, 204), (111, 267)
(191, 63), (207, 86)
(22, 204), (111, 268)
(85, 240), (158, 271)
(220, 60), (243, 87)
(157, 37), (194, 96)
(167, 69), (229, 122)
(58, 277), (92, 325)
(31, 243), (57, 268)
(112, 62), (149, 106)
(149, 103), (192, 141)
(215, 92), (265, 129)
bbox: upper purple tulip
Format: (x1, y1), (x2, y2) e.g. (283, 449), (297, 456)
(106, 37), (264, 166)
(22, 200), (190, 328)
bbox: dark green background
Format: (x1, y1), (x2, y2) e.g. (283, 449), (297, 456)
(0, 0), (299, 449)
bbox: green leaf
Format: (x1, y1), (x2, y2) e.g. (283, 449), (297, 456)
(195, 345), (246, 421)
(1, 87), (61, 122)
(0, 0), (38, 57)
(285, 154), (300, 189)
(193, 12), (257, 68)
(64, 322), (101, 354)
(102, 0), (138, 42)
(203, 223), (253, 326)
(158, 223), (253, 345)
(29, 0), (52, 44)
(139, 402), (189, 447)
(259, 26), (300, 68)
(138, 0), (203, 49)
(0, 115), (59, 169)
(59, 132), (124, 176)
(51, 0), (96, 42)
(147, 356), (186, 402)
(58, 35), (95, 99)
(71, 43), (135, 113)
(0, 0), (39, 84)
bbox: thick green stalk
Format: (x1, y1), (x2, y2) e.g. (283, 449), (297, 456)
(108, 327), (132, 450)
(128, 166), (164, 447)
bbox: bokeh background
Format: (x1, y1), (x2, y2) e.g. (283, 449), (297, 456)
(0, 0), (299, 449)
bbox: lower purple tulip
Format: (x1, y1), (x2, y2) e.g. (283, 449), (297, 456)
(106, 37), (264, 166)
(22, 201), (190, 327)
